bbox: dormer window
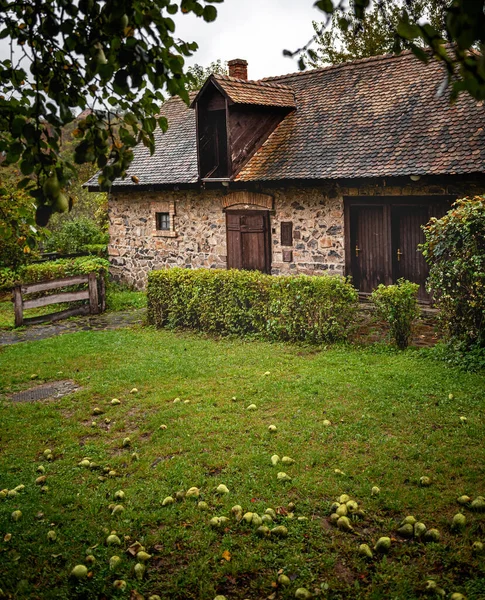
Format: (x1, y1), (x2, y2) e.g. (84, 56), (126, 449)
(197, 87), (229, 179)
(191, 60), (296, 183)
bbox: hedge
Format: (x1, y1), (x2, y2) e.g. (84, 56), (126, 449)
(17, 256), (110, 285)
(147, 268), (358, 344)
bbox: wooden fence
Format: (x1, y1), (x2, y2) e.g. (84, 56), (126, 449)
(13, 272), (105, 328)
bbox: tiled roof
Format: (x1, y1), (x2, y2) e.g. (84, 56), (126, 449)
(88, 50), (485, 189)
(85, 94), (198, 188)
(211, 75), (296, 108)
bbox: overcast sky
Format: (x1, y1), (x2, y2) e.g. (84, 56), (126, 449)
(175, 0), (322, 79)
(0, 1), (325, 82)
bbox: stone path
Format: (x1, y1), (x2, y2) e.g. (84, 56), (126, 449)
(0, 308), (146, 346)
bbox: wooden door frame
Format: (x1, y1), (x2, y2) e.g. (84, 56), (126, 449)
(344, 195), (456, 292)
(225, 209), (272, 274)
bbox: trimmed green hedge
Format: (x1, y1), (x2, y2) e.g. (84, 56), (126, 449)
(147, 268), (358, 344)
(17, 256), (109, 285)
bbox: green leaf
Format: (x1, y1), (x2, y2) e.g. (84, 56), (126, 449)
(202, 5), (217, 21)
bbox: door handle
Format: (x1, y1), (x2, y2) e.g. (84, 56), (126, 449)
(397, 249), (402, 262)
(355, 245), (360, 257)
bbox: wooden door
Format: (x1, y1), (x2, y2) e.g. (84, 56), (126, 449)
(349, 205), (390, 293)
(392, 205), (430, 299)
(226, 210), (271, 273)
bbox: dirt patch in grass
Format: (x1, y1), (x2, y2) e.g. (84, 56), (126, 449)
(8, 379), (81, 403)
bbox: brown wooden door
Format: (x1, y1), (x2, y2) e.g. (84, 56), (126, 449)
(226, 210), (271, 273)
(392, 206), (430, 300)
(349, 205), (390, 293)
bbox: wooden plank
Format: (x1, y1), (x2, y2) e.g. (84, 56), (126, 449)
(23, 290), (89, 310)
(98, 275), (106, 313)
(281, 222), (293, 246)
(23, 305), (91, 326)
(88, 272), (99, 314)
(14, 285), (23, 328)
(21, 275), (89, 295)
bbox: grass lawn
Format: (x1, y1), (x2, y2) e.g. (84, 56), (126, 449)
(0, 328), (484, 599)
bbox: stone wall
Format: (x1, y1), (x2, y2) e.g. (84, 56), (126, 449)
(108, 178), (485, 289)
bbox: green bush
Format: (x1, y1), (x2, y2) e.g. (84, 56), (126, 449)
(371, 279), (420, 349)
(267, 274), (359, 343)
(0, 267), (17, 293)
(421, 195), (485, 351)
(18, 256), (109, 284)
(147, 268), (358, 344)
(44, 218), (108, 255)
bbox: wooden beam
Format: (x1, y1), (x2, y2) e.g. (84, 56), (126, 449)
(88, 272), (99, 314)
(13, 285), (23, 328)
(23, 290), (89, 310)
(21, 275), (89, 295)
(23, 305), (91, 326)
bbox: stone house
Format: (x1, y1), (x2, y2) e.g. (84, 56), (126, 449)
(87, 53), (485, 299)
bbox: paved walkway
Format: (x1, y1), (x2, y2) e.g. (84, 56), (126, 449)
(0, 309), (146, 346)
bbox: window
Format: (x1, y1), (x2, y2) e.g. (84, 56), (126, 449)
(156, 212), (170, 231)
(151, 200), (176, 238)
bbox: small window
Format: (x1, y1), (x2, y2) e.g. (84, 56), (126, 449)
(156, 212), (170, 231)
(281, 222), (293, 246)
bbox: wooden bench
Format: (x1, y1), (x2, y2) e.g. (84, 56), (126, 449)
(13, 272), (105, 328)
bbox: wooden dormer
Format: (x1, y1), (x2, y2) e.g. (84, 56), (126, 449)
(190, 63), (296, 182)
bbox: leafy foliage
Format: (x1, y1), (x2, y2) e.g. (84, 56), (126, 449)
(0, 176), (41, 268)
(17, 256), (109, 284)
(147, 268), (358, 343)
(185, 59), (228, 91)
(291, 0), (485, 101)
(306, 1), (447, 66)
(421, 196), (485, 350)
(43, 217), (108, 255)
(0, 0), (222, 225)
(371, 279), (421, 350)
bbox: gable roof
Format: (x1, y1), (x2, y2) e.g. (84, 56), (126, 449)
(191, 74), (296, 108)
(87, 49), (485, 189)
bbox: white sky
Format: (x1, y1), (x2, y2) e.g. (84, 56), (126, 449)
(175, 0), (323, 79)
(0, 1), (325, 83)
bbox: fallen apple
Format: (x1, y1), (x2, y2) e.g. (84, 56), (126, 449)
(47, 530), (57, 541)
(322, 419), (331, 427)
(159, 424), (168, 430)
(401, 516), (417, 526)
(281, 456), (295, 465)
(198, 501), (209, 511)
(109, 555), (122, 570)
(134, 562), (145, 580)
(122, 437), (131, 447)
(112, 505), (124, 516)
(414, 522), (427, 538)
(278, 574), (291, 586)
(111, 398), (121, 405)
(371, 486), (380, 496)
(70, 565), (88, 580)
(374, 537), (391, 553)
(271, 525), (288, 538)
(186, 487), (200, 499)
(137, 551), (151, 562)
(247, 404), (257, 411)
(162, 496), (174, 506)
(271, 455), (280, 466)
(295, 588), (312, 599)
(472, 541), (484, 554)
(423, 528), (440, 543)
(397, 524), (414, 538)
(113, 580), (127, 591)
(11, 510), (22, 522)
(337, 516), (353, 532)
(37, 465), (45, 474)
(265, 508), (277, 519)
(457, 495), (471, 505)
(92, 407), (103, 415)
(130, 388), (138, 394)
(256, 525), (270, 537)
(471, 496), (485, 512)
(451, 513), (466, 532)
(268, 425), (277, 433)
(106, 534), (121, 545)
(216, 484), (229, 495)
(277, 472), (291, 482)
(419, 476), (431, 487)
(358, 543), (373, 559)
(114, 490), (125, 501)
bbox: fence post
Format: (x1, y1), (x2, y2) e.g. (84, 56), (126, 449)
(13, 285), (23, 327)
(88, 272), (99, 314)
(98, 271), (106, 313)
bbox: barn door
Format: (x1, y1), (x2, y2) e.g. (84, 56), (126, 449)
(226, 210), (271, 273)
(392, 206), (430, 300)
(349, 205), (390, 293)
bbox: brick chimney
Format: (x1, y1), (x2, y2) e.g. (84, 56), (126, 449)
(228, 59), (248, 80)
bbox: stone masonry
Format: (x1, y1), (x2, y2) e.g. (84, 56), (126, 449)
(108, 179), (484, 289)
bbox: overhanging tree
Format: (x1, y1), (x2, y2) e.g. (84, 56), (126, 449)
(0, 0), (222, 228)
